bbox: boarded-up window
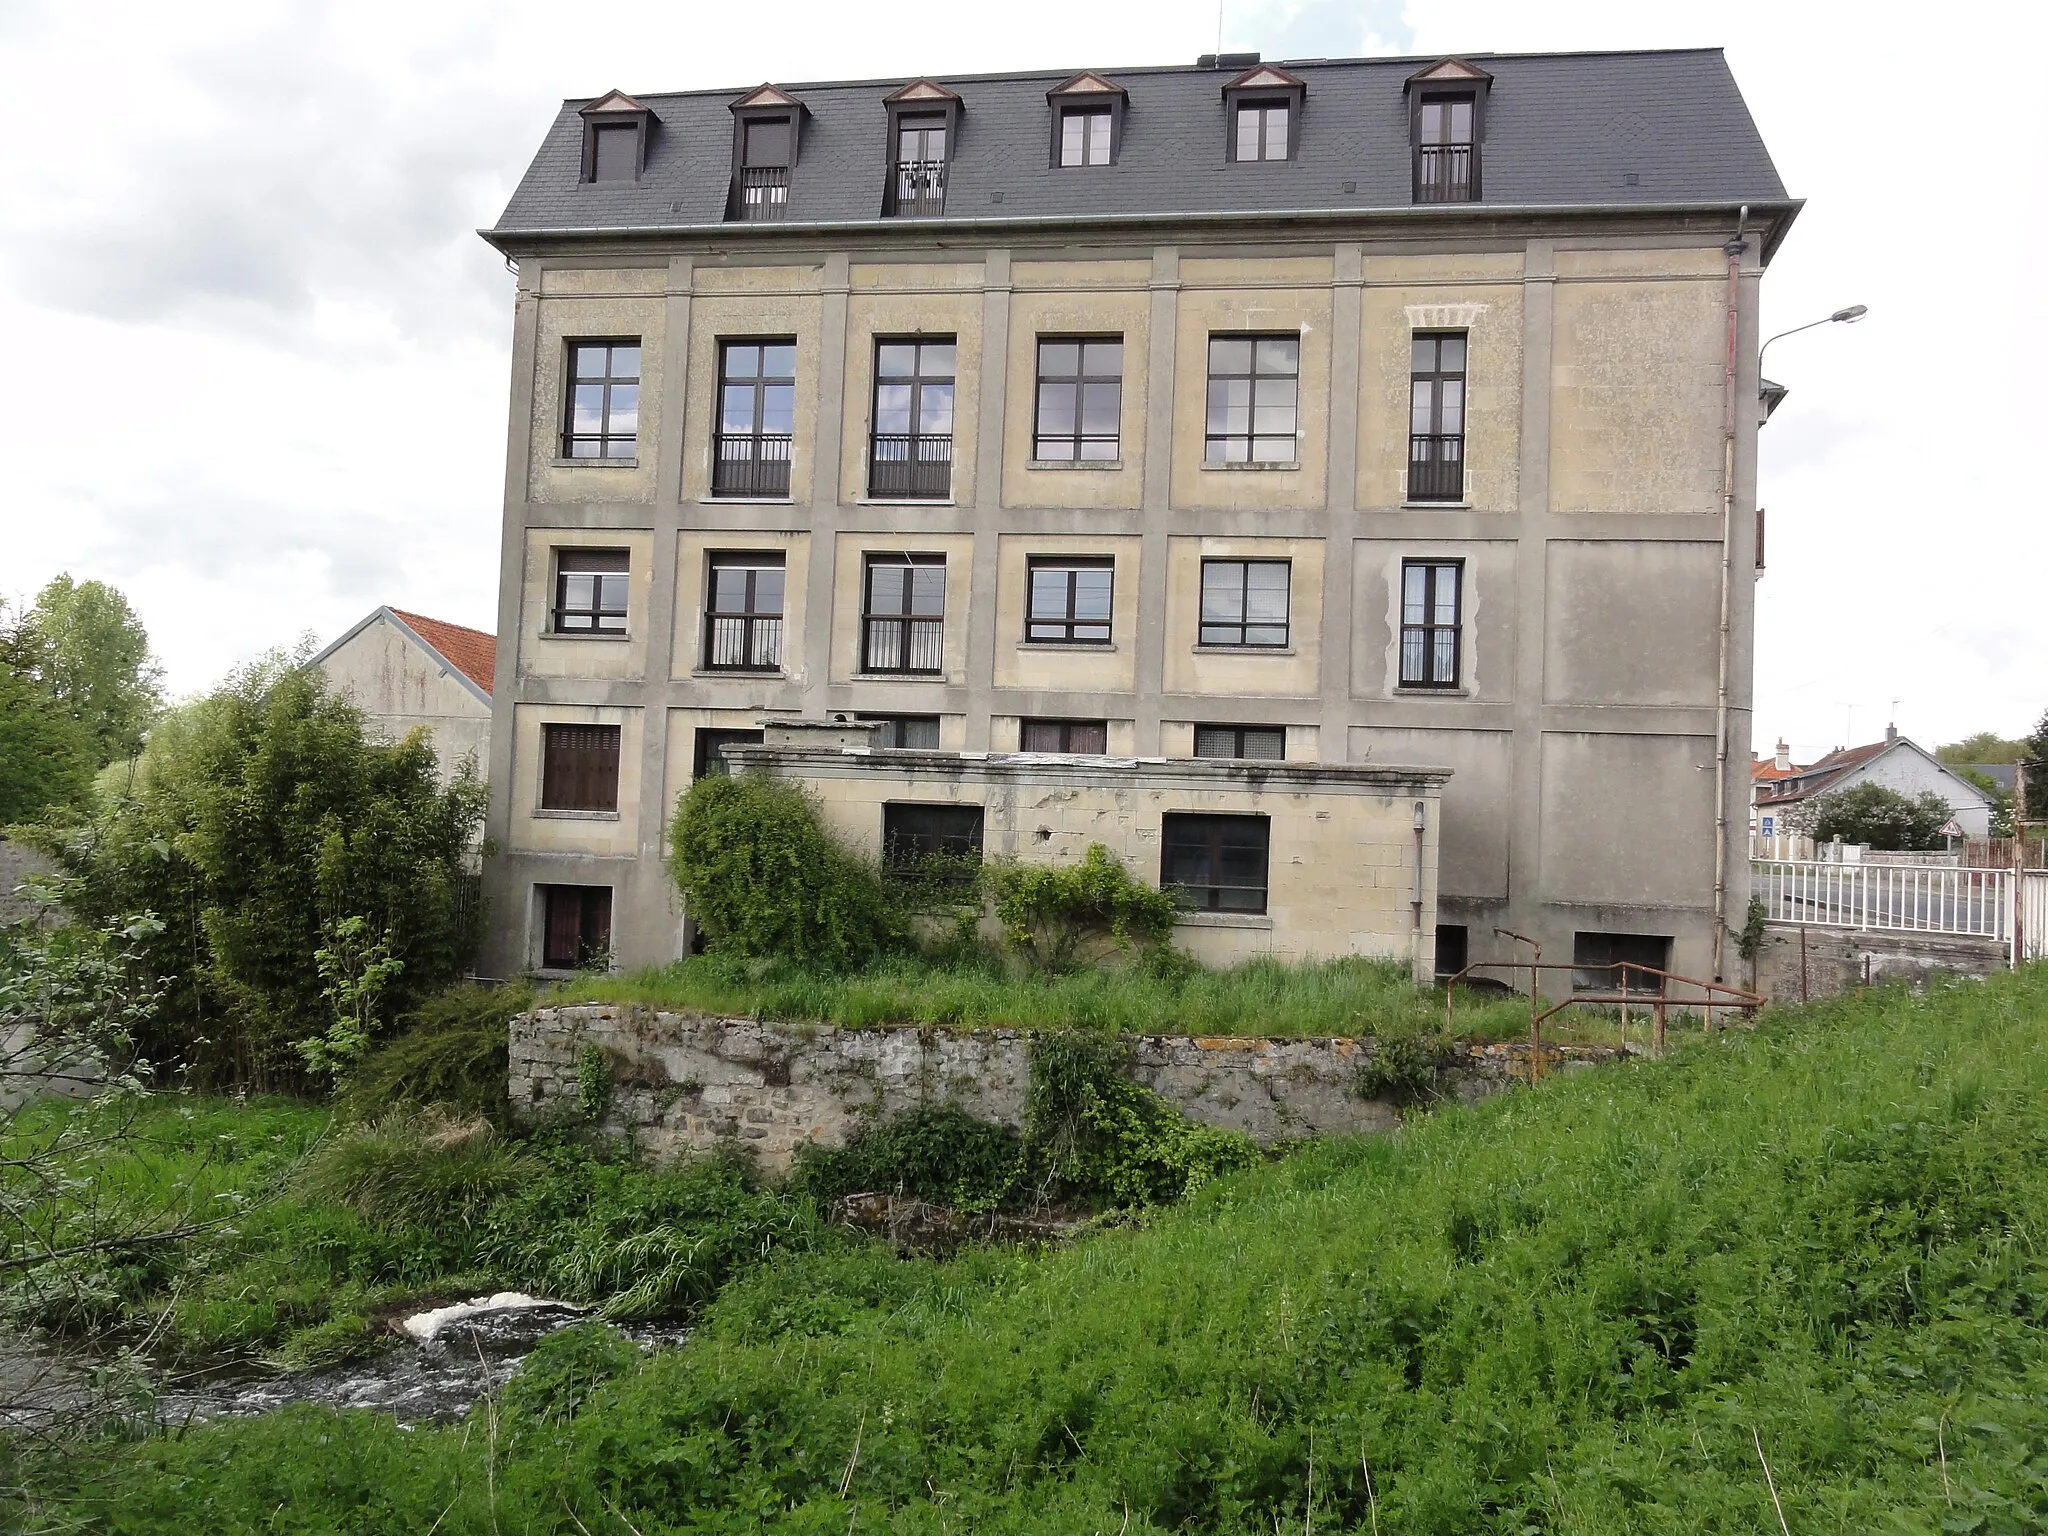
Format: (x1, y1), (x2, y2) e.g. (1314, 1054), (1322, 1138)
(541, 724), (621, 812)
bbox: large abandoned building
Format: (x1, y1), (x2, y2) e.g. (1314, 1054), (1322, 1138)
(476, 48), (1795, 988)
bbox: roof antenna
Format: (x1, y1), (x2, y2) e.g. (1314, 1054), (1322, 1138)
(1216, 0), (1224, 56)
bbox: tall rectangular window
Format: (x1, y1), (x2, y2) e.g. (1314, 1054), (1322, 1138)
(563, 341), (640, 459)
(714, 340), (795, 496)
(1020, 719), (1108, 754)
(1205, 335), (1299, 463)
(589, 124), (638, 182)
(1060, 107), (1113, 165)
(540, 885), (612, 969)
(553, 549), (629, 635)
(1033, 338), (1122, 461)
(693, 728), (762, 779)
(862, 554), (945, 674)
(1193, 725), (1286, 760)
(1162, 813), (1270, 912)
(702, 553), (784, 672)
(1233, 101), (1290, 161)
(1199, 559), (1289, 648)
(738, 116), (791, 220)
(1026, 558), (1114, 644)
(1414, 94), (1476, 203)
(1408, 332), (1467, 501)
(869, 339), (955, 498)
(858, 714), (942, 749)
(892, 113), (948, 216)
(540, 724), (621, 812)
(1399, 560), (1462, 689)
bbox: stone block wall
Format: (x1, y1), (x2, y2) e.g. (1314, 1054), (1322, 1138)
(1753, 923), (2007, 1005)
(510, 1006), (1623, 1171)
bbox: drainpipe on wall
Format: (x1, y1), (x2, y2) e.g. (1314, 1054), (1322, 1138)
(1411, 798), (1428, 980)
(1711, 206), (1749, 983)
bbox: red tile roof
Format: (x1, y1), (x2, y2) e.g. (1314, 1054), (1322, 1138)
(389, 609), (497, 697)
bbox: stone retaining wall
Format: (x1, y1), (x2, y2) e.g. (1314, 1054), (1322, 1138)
(510, 1006), (1625, 1170)
(1753, 923), (2007, 1005)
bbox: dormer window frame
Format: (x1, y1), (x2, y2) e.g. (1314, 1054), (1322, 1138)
(1221, 63), (1306, 164)
(579, 90), (654, 186)
(1405, 59), (1493, 204)
(882, 80), (962, 218)
(1046, 72), (1129, 169)
(727, 84), (808, 223)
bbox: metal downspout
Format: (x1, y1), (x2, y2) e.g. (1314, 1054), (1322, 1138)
(1712, 206), (1748, 982)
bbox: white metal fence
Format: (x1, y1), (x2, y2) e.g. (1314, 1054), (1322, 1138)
(1752, 860), (2048, 963)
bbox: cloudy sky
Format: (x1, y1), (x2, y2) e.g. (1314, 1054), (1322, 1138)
(2, 0), (2041, 761)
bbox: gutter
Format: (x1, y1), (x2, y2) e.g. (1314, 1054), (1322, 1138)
(1710, 204), (1748, 983)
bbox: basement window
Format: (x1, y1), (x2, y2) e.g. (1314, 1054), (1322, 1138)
(1571, 932), (1671, 994)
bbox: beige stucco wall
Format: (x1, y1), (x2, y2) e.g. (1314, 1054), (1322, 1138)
(1355, 253), (1524, 511)
(1169, 257), (1333, 510)
(1001, 262), (1152, 509)
(841, 265), (984, 506)
(1351, 537), (1515, 701)
(680, 269), (825, 504)
(318, 617), (490, 783)
(1549, 249), (1727, 515)
(507, 703), (645, 856)
(991, 534), (1142, 693)
(827, 531), (977, 685)
(1539, 730), (1718, 908)
(1543, 539), (1722, 707)
(530, 272), (667, 505)
(671, 530), (812, 684)
(518, 528), (655, 680)
(1162, 536), (1323, 698)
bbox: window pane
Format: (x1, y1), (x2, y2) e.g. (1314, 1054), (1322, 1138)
(1402, 565), (1427, 622)
(1410, 381), (1435, 435)
(1208, 435), (1249, 463)
(1420, 100), (1443, 141)
(1070, 722), (1107, 753)
(868, 562), (905, 613)
(1245, 624), (1288, 646)
(1411, 334), (1436, 373)
(919, 382), (954, 434)
(1207, 377), (1251, 434)
(1079, 438), (1118, 461)
(1088, 111), (1111, 162)
(1235, 105), (1260, 161)
(1037, 382), (1075, 436)
(1438, 381), (1465, 435)
(874, 383), (912, 434)
(908, 562), (945, 615)
(920, 343), (956, 376)
(1080, 381), (1120, 434)
(572, 384), (607, 435)
(1038, 341), (1080, 377)
(1448, 100), (1473, 141)
(1401, 631), (1425, 681)
(721, 384), (755, 434)
(755, 567), (785, 615)
(724, 345), (760, 379)
(762, 343), (796, 378)
(562, 573), (596, 612)
(901, 717), (940, 749)
(1036, 436), (1076, 461)
(573, 345), (609, 381)
(1245, 563), (1289, 619)
(1251, 377), (1297, 433)
(1254, 337), (1299, 375)
(603, 436), (634, 459)
(1433, 567), (1459, 624)
(1061, 112), (1085, 166)
(877, 344), (917, 378)
(1072, 568), (1112, 619)
(1432, 631), (1456, 682)
(1029, 568), (1065, 617)
(1209, 336), (1252, 374)
(1021, 720), (1062, 751)
(1242, 729), (1284, 760)
(1441, 335), (1467, 372)
(1251, 435), (1293, 462)
(1263, 106), (1288, 158)
(711, 568), (748, 612)
(760, 383), (795, 435)
(1201, 563), (1242, 621)
(1082, 340), (1122, 374)
(610, 346), (640, 379)
(605, 383), (638, 436)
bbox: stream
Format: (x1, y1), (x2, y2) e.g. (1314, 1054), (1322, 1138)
(2, 1295), (690, 1432)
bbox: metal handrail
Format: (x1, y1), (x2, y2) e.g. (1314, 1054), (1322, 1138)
(1408, 433), (1465, 501)
(737, 166), (789, 221)
(1414, 143), (1475, 203)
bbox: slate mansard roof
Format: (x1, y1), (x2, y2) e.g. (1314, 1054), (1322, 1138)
(488, 48), (1795, 252)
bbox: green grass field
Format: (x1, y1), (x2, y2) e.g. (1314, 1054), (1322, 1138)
(13, 971), (2047, 1532)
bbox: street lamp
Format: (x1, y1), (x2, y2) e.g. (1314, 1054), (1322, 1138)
(1759, 303), (1867, 374)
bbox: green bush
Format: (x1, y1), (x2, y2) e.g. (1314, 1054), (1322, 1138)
(988, 843), (1179, 972)
(1353, 1025), (1457, 1106)
(669, 771), (903, 969)
(792, 1103), (1026, 1213)
(297, 1112), (535, 1232)
(1791, 780), (1954, 850)
(500, 1321), (638, 1431)
(332, 983), (525, 1128)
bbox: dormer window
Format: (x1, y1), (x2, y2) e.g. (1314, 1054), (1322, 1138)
(1047, 72), (1127, 167)
(882, 80), (961, 218)
(579, 90), (653, 185)
(727, 84), (806, 222)
(1406, 59), (1492, 203)
(1220, 63), (1304, 163)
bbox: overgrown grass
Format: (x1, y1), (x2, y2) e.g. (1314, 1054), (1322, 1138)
(556, 950), (1555, 1041)
(32, 971), (2048, 1532)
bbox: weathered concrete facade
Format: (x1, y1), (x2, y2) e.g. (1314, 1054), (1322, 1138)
(478, 51), (1793, 991)
(511, 1004), (1625, 1171)
(315, 608), (495, 784)
(1752, 923), (2007, 1005)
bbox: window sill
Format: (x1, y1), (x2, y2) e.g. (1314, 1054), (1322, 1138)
(1200, 460), (1301, 473)
(701, 495), (796, 505)
(532, 809), (622, 821)
(857, 497), (956, 507)
(1192, 644), (1294, 657)
(1027, 459), (1125, 472)
(552, 457), (639, 469)
(1174, 910), (1274, 930)
(1392, 686), (1469, 698)
(692, 668), (786, 680)
(1400, 500), (1472, 510)
(853, 672), (946, 683)
(544, 630), (632, 642)
(1019, 640), (1117, 652)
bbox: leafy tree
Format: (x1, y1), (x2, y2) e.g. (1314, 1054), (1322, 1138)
(1935, 731), (2024, 767)
(23, 650), (486, 1090)
(0, 659), (96, 824)
(7, 576), (163, 767)
(1789, 781), (1954, 851)
(2023, 708), (2048, 823)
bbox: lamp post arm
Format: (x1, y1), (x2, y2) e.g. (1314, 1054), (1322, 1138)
(1758, 316), (1830, 376)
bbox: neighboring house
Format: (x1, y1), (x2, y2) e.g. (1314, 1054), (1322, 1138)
(1752, 725), (1995, 840)
(477, 47), (1796, 989)
(314, 608), (495, 783)
(1750, 739), (1801, 840)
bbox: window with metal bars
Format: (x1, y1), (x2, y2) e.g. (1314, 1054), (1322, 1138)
(869, 339), (955, 498)
(882, 803), (983, 864)
(858, 714), (941, 749)
(1199, 559), (1290, 647)
(861, 554), (945, 674)
(540, 724), (621, 812)
(702, 554), (784, 671)
(562, 340), (640, 458)
(1399, 560), (1462, 688)
(715, 340), (795, 495)
(1233, 100), (1291, 161)
(1204, 334), (1299, 463)
(1059, 107), (1113, 165)
(540, 885), (612, 970)
(1026, 558), (1113, 644)
(891, 113), (948, 216)
(1020, 718), (1108, 754)
(553, 549), (629, 635)
(1193, 725), (1286, 760)
(1408, 331), (1466, 501)
(1161, 813), (1270, 913)
(1413, 94), (1477, 202)
(1033, 337), (1122, 461)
